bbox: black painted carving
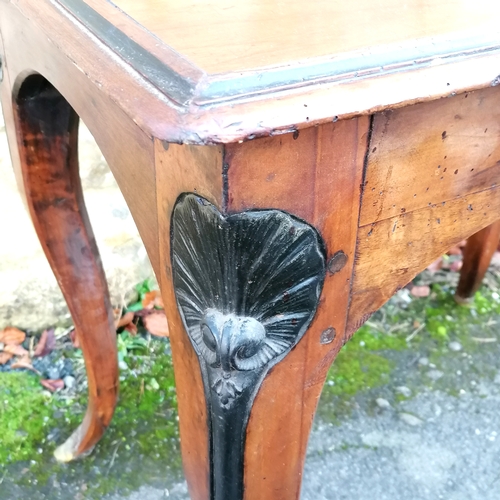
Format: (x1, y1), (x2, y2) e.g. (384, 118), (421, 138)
(171, 193), (326, 500)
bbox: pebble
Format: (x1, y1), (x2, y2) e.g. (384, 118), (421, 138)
(448, 341), (462, 352)
(396, 386), (412, 398)
(63, 375), (76, 390)
(426, 369), (444, 381)
(375, 398), (391, 409)
(399, 412), (423, 426)
(418, 357), (430, 366)
(47, 428), (61, 442)
(47, 366), (62, 380)
(32, 354), (75, 379)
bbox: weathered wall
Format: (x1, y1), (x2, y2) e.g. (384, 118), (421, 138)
(0, 105), (153, 329)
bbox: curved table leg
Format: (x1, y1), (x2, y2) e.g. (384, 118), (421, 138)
(154, 118), (370, 499)
(10, 75), (119, 461)
(455, 221), (500, 304)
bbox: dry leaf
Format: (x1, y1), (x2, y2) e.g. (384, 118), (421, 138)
(447, 245), (463, 256)
(0, 326), (26, 345)
(491, 251), (500, 267)
(144, 311), (169, 338)
(34, 329), (56, 357)
(115, 311), (134, 329)
(11, 355), (40, 375)
(0, 352), (13, 365)
(142, 291), (158, 309)
(40, 379), (65, 392)
(3, 344), (29, 357)
(449, 259), (463, 272)
(411, 285), (431, 298)
(142, 290), (164, 309)
(426, 257), (443, 273)
(154, 295), (164, 309)
(70, 329), (80, 349)
(124, 322), (138, 335)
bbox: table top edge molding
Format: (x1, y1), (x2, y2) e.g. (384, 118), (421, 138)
(59, 0), (500, 107)
(8, 0), (500, 145)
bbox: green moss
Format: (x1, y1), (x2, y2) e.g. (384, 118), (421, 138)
(320, 281), (500, 419)
(0, 372), (57, 464)
(324, 325), (402, 399)
(1, 340), (181, 499)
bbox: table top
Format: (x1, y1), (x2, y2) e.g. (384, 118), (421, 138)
(43, 0), (500, 142)
(110, 0), (500, 75)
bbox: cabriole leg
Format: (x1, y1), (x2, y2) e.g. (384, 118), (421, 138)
(7, 74), (119, 461)
(455, 221), (500, 303)
(154, 118), (370, 500)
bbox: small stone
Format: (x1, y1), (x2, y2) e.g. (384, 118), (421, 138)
(426, 369), (444, 381)
(418, 357), (429, 366)
(375, 398), (391, 409)
(60, 358), (74, 378)
(399, 413), (423, 426)
(396, 386), (412, 398)
(118, 360), (128, 371)
(47, 428), (61, 442)
(448, 341), (462, 352)
(46, 367), (61, 380)
(63, 375), (76, 390)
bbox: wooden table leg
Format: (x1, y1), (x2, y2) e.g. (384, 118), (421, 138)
(154, 118), (370, 499)
(4, 74), (119, 461)
(455, 220), (500, 303)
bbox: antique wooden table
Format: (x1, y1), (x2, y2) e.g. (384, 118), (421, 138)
(1, 1), (500, 499)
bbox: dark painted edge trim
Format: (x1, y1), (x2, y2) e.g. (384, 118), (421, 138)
(56, 0), (500, 109)
(197, 32), (500, 104)
(58, 0), (197, 106)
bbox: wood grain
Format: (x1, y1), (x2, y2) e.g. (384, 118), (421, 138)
(12, 76), (118, 461)
(3, 0), (500, 147)
(456, 220), (500, 302)
(1, 0), (161, 277)
(360, 88), (500, 226)
(154, 140), (224, 500)
(108, 0), (500, 74)
(348, 186), (500, 335)
(225, 118), (370, 499)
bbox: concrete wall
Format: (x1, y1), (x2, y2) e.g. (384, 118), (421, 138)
(0, 105), (153, 329)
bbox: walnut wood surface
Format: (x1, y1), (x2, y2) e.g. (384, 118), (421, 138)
(107, 0), (500, 74)
(5, 75), (118, 461)
(348, 186), (500, 336)
(360, 88), (500, 226)
(347, 88), (500, 334)
(4, 0), (500, 145)
(155, 141), (224, 500)
(456, 221), (500, 302)
(0, 0), (162, 277)
(225, 118), (370, 499)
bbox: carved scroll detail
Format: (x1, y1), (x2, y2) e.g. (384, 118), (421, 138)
(171, 193), (326, 500)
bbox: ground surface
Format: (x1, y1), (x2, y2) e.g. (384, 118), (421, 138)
(1, 263), (500, 499)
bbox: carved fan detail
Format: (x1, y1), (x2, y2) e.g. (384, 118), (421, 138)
(171, 193), (326, 375)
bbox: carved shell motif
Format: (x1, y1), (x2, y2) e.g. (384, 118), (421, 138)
(171, 194), (326, 376)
